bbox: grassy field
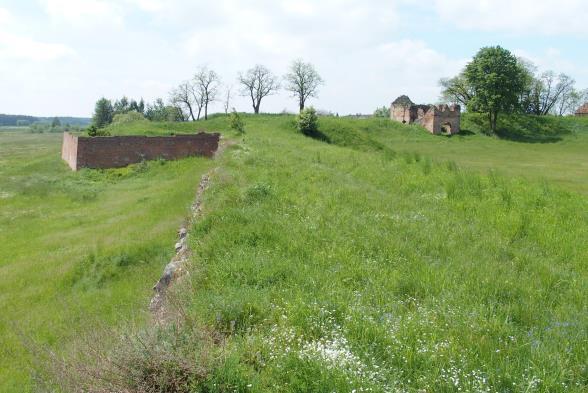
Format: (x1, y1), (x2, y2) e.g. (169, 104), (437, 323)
(2, 114), (588, 392)
(320, 114), (588, 196)
(0, 131), (215, 391)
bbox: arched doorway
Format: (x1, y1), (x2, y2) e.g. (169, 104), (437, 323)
(441, 122), (452, 135)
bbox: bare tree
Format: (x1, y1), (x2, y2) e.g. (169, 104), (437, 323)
(553, 74), (577, 115)
(526, 72), (576, 115)
(284, 59), (324, 112)
(238, 65), (280, 114)
(223, 85), (233, 115)
(170, 81), (196, 121)
(193, 66), (221, 120)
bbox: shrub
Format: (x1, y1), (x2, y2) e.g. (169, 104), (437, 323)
(112, 111), (146, 124)
(373, 106), (390, 118)
(229, 109), (245, 134)
(87, 125), (110, 137)
(297, 107), (319, 136)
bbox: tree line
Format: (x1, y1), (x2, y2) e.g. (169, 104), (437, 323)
(440, 46), (587, 132)
(92, 59), (324, 128)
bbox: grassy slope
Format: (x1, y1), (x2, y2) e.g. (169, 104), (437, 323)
(162, 115), (586, 391)
(344, 114), (588, 196)
(0, 131), (215, 391)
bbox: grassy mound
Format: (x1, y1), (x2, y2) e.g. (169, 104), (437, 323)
(462, 113), (575, 143)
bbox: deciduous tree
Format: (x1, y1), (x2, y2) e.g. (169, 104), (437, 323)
(193, 66), (221, 120)
(239, 65), (280, 114)
(170, 81), (197, 121)
(284, 59), (324, 112)
(464, 46), (526, 133)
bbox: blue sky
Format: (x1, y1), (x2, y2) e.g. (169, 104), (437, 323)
(1, 0), (587, 117)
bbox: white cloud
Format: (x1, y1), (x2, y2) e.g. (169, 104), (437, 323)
(0, 6), (74, 61)
(1, 0), (585, 117)
(434, 0), (588, 35)
(0, 7), (12, 24)
(40, 0), (124, 27)
(0, 31), (74, 61)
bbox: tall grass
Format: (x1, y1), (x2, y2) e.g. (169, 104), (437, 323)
(53, 115), (587, 392)
(0, 132), (215, 391)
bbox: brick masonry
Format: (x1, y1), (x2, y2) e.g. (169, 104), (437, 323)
(61, 132), (220, 171)
(390, 95), (461, 135)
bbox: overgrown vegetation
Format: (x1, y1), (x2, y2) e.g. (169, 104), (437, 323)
(441, 45), (587, 132)
(30, 114), (587, 392)
(4, 114), (588, 392)
(0, 132), (215, 391)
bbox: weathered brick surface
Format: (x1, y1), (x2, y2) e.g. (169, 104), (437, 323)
(61, 132), (220, 171)
(390, 95), (461, 135)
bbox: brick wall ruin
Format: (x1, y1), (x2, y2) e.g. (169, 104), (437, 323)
(390, 95), (461, 135)
(61, 132), (220, 171)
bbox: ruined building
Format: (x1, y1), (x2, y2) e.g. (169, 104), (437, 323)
(390, 95), (461, 135)
(575, 103), (588, 117)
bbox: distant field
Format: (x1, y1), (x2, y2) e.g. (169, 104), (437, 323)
(0, 131), (215, 391)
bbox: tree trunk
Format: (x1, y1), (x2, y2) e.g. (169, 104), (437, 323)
(204, 104), (208, 120)
(197, 107), (202, 121)
(187, 103), (195, 121)
(299, 98), (305, 112)
(254, 101), (261, 114)
(489, 112), (498, 133)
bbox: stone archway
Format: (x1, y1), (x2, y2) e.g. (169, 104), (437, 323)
(441, 122), (452, 135)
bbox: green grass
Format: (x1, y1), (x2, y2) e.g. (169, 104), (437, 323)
(0, 131), (216, 391)
(354, 114), (588, 195)
(138, 114), (586, 392)
(3, 113), (588, 392)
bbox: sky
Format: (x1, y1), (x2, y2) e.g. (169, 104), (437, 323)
(0, 0), (587, 117)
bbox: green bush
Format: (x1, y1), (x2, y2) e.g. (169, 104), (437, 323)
(297, 107), (319, 136)
(87, 125), (110, 137)
(229, 109), (245, 134)
(112, 111), (146, 124)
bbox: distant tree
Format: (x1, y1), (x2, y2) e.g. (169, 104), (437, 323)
(559, 89), (582, 116)
(16, 120), (30, 127)
(525, 72), (576, 115)
(145, 98), (183, 122)
(223, 85), (233, 115)
(92, 98), (114, 128)
(138, 98), (145, 114)
(464, 46), (526, 133)
(373, 106), (390, 118)
(193, 66), (221, 120)
(170, 81), (197, 121)
(239, 65), (280, 114)
(284, 59), (324, 112)
(129, 99), (140, 113)
(113, 96), (130, 114)
(439, 72), (474, 106)
(51, 117), (61, 128)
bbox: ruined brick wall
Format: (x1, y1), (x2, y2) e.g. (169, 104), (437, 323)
(61, 131), (79, 170)
(391, 105), (411, 123)
(431, 104), (461, 135)
(62, 132), (220, 171)
(390, 99), (461, 135)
